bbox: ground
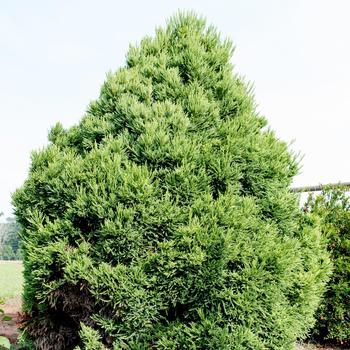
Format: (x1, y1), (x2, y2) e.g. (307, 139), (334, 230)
(297, 344), (348, 350)
(0, 260), (23, 345)
(0, 297), (21, 344)
(0, 260), (348, 349)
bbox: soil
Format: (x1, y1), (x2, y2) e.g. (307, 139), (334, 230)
(0, 297), (21, 344)
(301, 347), (349, 350)
(296, 343), (348, 350)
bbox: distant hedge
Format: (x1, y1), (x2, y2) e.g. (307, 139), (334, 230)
(13, 13), (331, 350)
(0, 218), (21, 260)
(305, 187), (350, 344)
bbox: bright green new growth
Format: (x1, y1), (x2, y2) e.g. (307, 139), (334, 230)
(13, 13), (330, 350)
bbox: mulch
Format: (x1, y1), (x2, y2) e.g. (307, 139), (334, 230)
(0, 297), (21, 344)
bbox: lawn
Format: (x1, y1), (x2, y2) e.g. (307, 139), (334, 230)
(0, 261), (23, 301)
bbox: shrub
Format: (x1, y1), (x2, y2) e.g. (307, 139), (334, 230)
(305, 186), (350, 344)
(13, 13), (331, 350)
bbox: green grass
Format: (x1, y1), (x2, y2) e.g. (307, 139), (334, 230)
(0, 260), (23, 301)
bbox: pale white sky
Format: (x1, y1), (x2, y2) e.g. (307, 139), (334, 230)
(1, 0), (349, 219)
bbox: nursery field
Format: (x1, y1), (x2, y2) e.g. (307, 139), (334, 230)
(0, 260), (23, 301)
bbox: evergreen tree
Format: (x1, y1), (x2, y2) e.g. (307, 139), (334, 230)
(305, 187), (350, 344)
(13, 13), (331, 350)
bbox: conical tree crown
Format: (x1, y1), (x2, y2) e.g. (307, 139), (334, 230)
(13, 13), (330, 350)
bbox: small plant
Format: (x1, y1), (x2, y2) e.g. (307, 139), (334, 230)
(305, 186), (350, 344)
(0, 337), (11, 350)
(0, 298), (12, 350)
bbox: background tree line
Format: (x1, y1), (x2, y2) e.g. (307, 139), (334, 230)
(0, 213), (21, 260)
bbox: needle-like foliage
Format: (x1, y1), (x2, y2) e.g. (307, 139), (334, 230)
(13, 12), (331, 350)
(305, 187), (350, 345)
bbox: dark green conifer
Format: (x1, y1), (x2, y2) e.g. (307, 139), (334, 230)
(305, 187), (350, 344)
(13, 13), (330, 349)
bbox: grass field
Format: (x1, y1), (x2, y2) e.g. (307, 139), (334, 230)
(0, 260), (23, 301)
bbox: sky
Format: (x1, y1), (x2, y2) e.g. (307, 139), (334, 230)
(1, 0), (349, 219)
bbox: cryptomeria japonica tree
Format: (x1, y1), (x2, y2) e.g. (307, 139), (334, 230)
(305, 187), (350, 345)
(13, 13), (331, 350)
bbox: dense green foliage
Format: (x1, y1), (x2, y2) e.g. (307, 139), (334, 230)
(305, 187), (350, 344)
(0, 217), (21, 260)
(13, 13), (331, 350)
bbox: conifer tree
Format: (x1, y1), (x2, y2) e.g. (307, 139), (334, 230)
(305, 187), (350, 344)
(13, 13), (331, 350)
